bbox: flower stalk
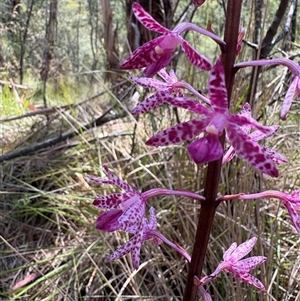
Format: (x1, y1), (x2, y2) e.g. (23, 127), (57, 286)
(183, 0), (243, 300)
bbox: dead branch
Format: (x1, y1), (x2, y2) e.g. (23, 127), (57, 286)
(0, 80), (29, 90)
(0, 106), (127, 163)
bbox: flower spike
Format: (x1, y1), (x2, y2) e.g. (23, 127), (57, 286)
(146, 60), (280, 177)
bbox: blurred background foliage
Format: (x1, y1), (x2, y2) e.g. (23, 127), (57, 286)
(1, 0), (300, 300)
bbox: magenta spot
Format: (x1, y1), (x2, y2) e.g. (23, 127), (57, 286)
(168, 130), (178, 141)
(255, 154), (265, 163)
(264, 162), (271, 169)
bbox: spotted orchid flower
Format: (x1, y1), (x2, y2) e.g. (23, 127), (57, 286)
(107, 207), (162, 269)
(231, 189), (300, 234)
(87, 166), (205, 233)
(106, 206), (192, 269)
(205, 238), (266, 291)
(194, 237), (266, 299)
(222, 103), (288, 165)
(130, 69), (210, 115)
(121, 2), (225, 77)
(217, 237), (266, 290)
(145, 59), (279, 177)
(235, 58), (300, 120)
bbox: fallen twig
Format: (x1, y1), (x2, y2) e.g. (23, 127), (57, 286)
(0, 106), (127, 162)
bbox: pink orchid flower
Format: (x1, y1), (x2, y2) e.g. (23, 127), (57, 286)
(235, 58), (300, 120)
(222, 103), (288, 165)
(87, 166), (205, 233)
(228, 189), (300, 233)
(130, 69), (210, 115)
(218, 237), (266, 290)
(107, 207), (162, 269)
(195, 237), (266, 295)
(121, 3), (225, 77)
(145, 59), (279, 177)
(107, 206), (192, 269)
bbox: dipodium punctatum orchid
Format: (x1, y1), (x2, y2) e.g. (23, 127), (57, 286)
(120, 3), (225, 77)
(87, 166), (205, 233)
(194, 237), (266, 295)
(88, 1), (300, 299)
(130, 69), (210, 115)
(218, 237), (266, 290)
(129, 69), (210, 115)
(145, 59), (280, 177)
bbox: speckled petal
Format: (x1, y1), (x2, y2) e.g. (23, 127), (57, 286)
(281, 76), (298, 120)
(234, 256), (267, 272)
(281, 200), (300, 234)
(146, 119), (208, 146)
(231, 271), (266, 291)
(230, 114), (277, 136)
(132, 3), (169, 35)
(223, 242), (237, 261)
(106, 226), (143, 269)
(180, 37), (212, 71)
(229, 237), (257, 263)
(165, 96), (211, 115)
(209, 59), (228, 113)
(93, 192), (136, 209)
(226, 123), (278, 177)
(119, 200), (146, 232)
(120, 36), (168, 70)
(103, 166), (136, 193)
(132, 91), (174, 115)
(129, 75), (169, 90)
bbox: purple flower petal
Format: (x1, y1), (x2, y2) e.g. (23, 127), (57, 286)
(208, 59), (228, 113)
(281, 200), (300, 233)
(144, 50), (173, 77)
(119, 200), (146, 231)
(223, 242), (237, 261)
(106, 228), (143, 266)
(231, 271), (266, 291)
(230, 114), (277, 136)
(229, 237), (257, 263)
(180, 37), (212, 71)
(146, 119), (209, 146)
(120, 36), (170, 70)
(165, 96), (211, 115)
(103, 166), (136, 193)
(132, 3), (169, 35)
(132, 91), (173, 115)
(264, 147), (288, 164)
(131, 229), (144, 269)
(129, 75), (169, 90)
(234, 256), (267, 272)
(227, 123), (278, 177)
(93, 192), (136, 209)
(187, 135), (223, 164)
(281, 76), (298, 120)
(96, 210), (122, 232)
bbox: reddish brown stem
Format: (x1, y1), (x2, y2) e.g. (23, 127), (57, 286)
(182, 1), (242, 300)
